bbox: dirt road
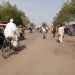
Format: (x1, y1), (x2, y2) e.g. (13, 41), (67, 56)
(0, 30), (75, 75)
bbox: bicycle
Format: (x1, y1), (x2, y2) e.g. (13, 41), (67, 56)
(1, 37), (20, 59)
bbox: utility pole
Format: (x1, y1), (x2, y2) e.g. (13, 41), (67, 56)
(28, 8), (37, 25)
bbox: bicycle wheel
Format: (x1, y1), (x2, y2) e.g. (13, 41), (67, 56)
(2, 39), (11, 58)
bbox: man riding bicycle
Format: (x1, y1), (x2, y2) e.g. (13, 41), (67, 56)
(4, 19), (20, 52)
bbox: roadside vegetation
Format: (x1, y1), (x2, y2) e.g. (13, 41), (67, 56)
(0, 1), (30, 26)
(52, 0), (75, 26)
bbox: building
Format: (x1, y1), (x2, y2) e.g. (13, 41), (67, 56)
(0, 20), (7, 27)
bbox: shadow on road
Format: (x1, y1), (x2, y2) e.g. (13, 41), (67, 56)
(19, 38), (27, 41)
(19, 45), (26, 52)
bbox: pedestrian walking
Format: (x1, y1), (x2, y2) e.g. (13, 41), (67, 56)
(52, 26), (56, 37)
(50, 27), (53, 34)
(42, 26), (46, 39)
(58, 24), (64, 43)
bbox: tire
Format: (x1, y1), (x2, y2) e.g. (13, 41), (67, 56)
(2, 39), (11, 58)
(2, 42), (10, 58)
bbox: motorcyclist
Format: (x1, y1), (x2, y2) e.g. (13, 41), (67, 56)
(29, 26), (33, 33)
(18, 25), (25, 39)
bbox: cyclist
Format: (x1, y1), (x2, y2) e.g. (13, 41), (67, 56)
(4, 19), (20, 52)
(18, 25), (25, 39)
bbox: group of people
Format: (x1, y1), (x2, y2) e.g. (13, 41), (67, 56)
(3, 19), (64, 53)
(36, 25), (49, 39)
(41, 24), (64, 43)
(51, 24), (64, 43)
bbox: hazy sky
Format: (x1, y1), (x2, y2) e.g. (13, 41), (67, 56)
(1, 0), (70, 26)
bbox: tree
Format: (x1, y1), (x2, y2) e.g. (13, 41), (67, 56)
(24, 16), (30, 25)
(52, 0), (75, 26)
(30, 23), (35, 27)
(0, 1), (28, 25)
(42, 22), (47, 27)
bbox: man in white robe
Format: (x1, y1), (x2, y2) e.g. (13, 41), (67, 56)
(58, 24), (64, 43)
(4, 19), (20, 48)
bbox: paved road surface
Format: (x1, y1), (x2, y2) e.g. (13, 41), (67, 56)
(0, 29), (75, 75)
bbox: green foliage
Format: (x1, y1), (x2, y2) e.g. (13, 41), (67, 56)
(42, 22), (47, 27)
(0, 1), (30, 26)
(24, 16), (30, 25)
(52, 0), (75, 26)
(30, 23), (35, 27)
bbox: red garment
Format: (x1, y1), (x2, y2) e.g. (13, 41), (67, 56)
(53, 27), (56, 32)
(70, 28), (74, 32)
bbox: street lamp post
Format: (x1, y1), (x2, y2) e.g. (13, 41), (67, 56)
(28, 8), (37, 25)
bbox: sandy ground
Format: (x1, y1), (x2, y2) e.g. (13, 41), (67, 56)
(0, 30), (75, 75)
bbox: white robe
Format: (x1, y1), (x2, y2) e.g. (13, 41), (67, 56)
(4, 22), (17, 38)
(58, 27), (64, 36)
(4, 22), (20, 47)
